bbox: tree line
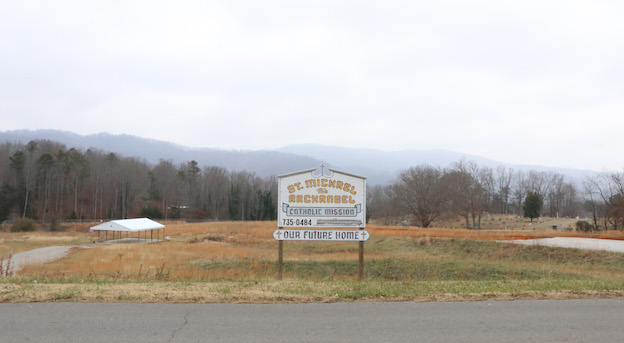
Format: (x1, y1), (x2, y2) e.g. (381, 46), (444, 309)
(0, 140), (276, 225)
(368, 160), (585, 229)
(1, 140), (624, 231)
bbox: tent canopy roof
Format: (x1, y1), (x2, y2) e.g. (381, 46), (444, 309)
(90, 218), (165, 232)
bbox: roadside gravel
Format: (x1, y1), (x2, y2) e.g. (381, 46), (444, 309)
(506, 237), (624, 253)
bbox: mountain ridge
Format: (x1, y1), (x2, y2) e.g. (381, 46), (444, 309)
(0, 129), (322, 178)
(0, 129), (598, 185)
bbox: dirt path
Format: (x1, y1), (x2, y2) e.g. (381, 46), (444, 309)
(1, 245), (93, 276)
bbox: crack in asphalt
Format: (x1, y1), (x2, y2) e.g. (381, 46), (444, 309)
(169, 308), (197, 342)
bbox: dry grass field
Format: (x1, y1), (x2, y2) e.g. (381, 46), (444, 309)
(2, 219), (624, 303)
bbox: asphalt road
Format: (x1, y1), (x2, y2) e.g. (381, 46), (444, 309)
(2, 299), (623, 342)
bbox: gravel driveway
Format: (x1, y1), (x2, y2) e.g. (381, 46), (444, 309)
(1, 245), (93, 276)
(506, 237), (624, 253)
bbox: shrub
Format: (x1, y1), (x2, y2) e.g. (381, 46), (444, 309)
(47, 218), (65, 232)
(141, 204), (163, 219)
(10, 217), (36, 232)
(576, 220), (595, 232)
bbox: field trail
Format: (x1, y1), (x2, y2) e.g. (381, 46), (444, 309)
(2, 244), (94, 276)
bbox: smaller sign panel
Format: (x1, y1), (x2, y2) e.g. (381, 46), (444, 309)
(273, 229), (370, 241)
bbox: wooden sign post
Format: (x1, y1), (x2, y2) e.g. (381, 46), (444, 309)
(276, 165), (367, 280)
(359, 238), (364, 280)
(278, 238), (284, 280)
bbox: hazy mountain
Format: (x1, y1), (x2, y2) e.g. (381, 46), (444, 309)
(0, 130), (598, 185)
(0, 130), (322, 177)
(278, 144), (599, 185)
(277, 144), (504, 184)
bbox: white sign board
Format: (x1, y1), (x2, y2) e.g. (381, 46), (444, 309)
(273, 229), (370, 241)
(278, 165), (366, 228)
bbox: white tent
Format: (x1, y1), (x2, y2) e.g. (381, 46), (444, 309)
(90, 218), (166, 242)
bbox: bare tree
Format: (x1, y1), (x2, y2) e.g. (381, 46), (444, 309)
(584, 178), (605, 229)
(392, 166), (447, 227)
(151, 160), (179, 219)
(116, 157), (149, 219)
(512, 170), (528, 215)
(584, 171), (624, 230)
(493, 166), (514, 214)
(546, 174), (579, 218)
(201, 166), (229, 220)
(526, 170), (556, 202)
(367, 184), (397, 225)
(447, 160), (491, 229)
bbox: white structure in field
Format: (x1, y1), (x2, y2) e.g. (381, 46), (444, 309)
(89, 218), (166, 242)
(90, 218), (165, 232)
(277, 164), (366, 228)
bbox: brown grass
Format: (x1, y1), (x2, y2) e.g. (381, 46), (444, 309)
(4, 220), (624, 303)
(11, 220), (624, 282)
(17, 221), (278, 280)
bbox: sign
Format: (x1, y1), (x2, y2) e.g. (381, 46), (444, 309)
(273, 229), (370, 241)
(278, 164), (366, 228)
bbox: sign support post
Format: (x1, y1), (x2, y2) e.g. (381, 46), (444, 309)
(278, 228), (284, 280)
(359, 229), (364, 280)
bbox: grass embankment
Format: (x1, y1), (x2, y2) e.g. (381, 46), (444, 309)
(2, 221), (624, 302)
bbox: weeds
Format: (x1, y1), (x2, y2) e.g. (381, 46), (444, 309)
(51, 288), (79, 301)
(155, 259), (169, 280)
(0, 254), (13, 277)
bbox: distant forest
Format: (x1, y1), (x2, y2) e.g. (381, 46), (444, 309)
(0, 140), (622, 230)
(0, 140), (276, 224)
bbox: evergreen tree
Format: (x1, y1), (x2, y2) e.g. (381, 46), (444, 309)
(523, 192), (543, 222)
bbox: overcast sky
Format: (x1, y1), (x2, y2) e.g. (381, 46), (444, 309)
(1, 0), (623, 171)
